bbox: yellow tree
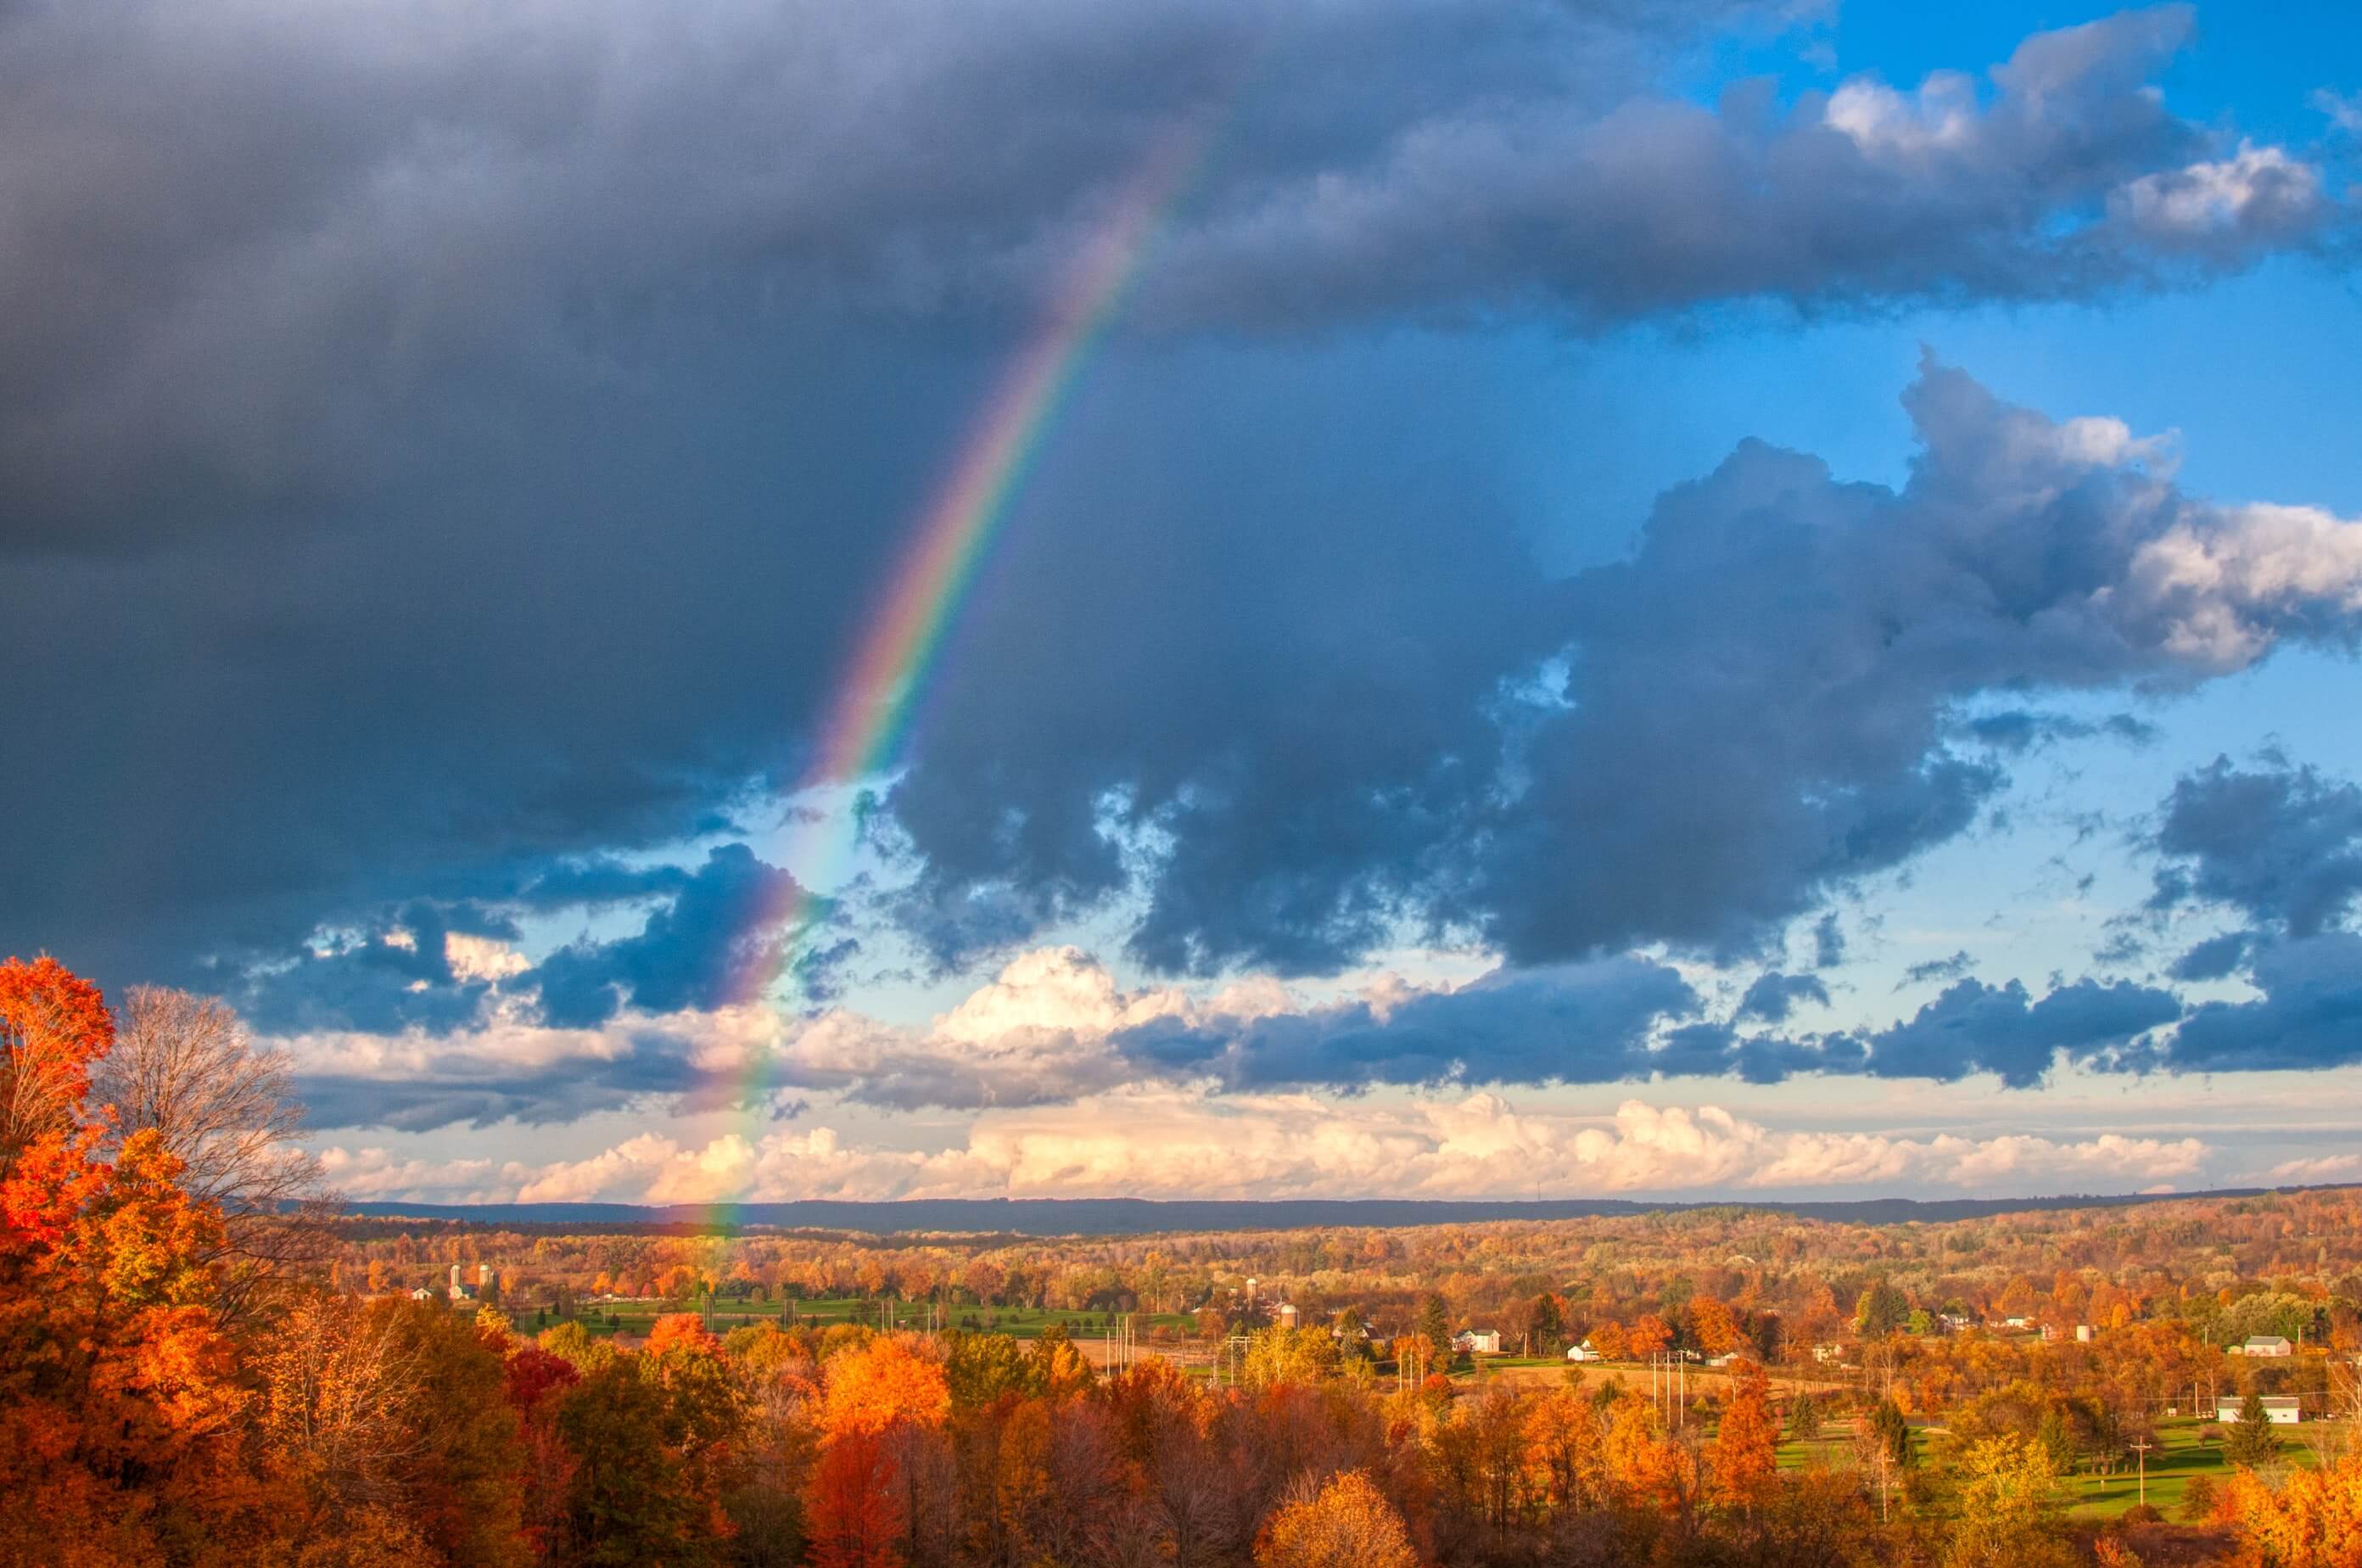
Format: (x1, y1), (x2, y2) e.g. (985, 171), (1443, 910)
(1951, 1435), (2063, 1568)
(1257, 1470), (1418, 1568)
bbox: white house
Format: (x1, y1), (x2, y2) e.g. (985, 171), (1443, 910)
(2233, 1336), (2294, 1357)
(2217, 1396), (2302, 1425)
(1566, 1341), (1601, 1363)
(1454, 1329), (1503, 1355)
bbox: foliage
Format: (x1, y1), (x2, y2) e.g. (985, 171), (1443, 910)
(1257, 1470), (1417, 1568)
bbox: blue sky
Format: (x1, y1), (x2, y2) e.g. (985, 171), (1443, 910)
(6, 0), (2362, 1204)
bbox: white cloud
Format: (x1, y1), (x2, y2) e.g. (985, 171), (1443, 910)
(2262, 1151), (2362, 1184)
(2111, 142), (2325, 245)
(2118, 501), (2362, 670)
(316, 1091), (2212, 1206)
(445, 931), (531, 983)
(1823, 72), (1981, 158)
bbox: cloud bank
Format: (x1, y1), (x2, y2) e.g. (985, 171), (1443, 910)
(316, 1089), (2209, 1205)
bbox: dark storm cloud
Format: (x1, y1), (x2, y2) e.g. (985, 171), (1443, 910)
(892, 355), (2362, 981)
(2147, 756), (2362, 937)
(2134, 933), (2362, 1073)
(2169, 931), (2251, 982)
(1, 0), (2353, 1053)
(1865, 976), (2182, 1088)
(1735, 971), (1830, 1023)
(1117, 955), (1700, 1090)
(0, 1), (2333, 553)
(1152, 7), (2337, 329)
(530, 845), (803, 1028)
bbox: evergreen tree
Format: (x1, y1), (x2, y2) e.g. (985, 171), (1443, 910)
(1419, 1294), (1453, 1365)
(2225, 1392), (2281, 1467)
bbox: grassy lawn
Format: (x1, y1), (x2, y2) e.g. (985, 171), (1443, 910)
(1776, 1430), (1858, 1471)
(2062, 1418), (2319, 1521)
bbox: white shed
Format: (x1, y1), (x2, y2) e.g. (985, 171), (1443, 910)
(2217, 1396), (2302, 1425)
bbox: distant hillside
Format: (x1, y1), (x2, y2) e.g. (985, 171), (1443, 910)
(329, 1185), (2330, 1237)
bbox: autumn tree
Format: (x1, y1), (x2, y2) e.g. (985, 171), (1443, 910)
(1690, 1295), (1744, 1358)
(0, 955), (112, 1199)
(92, 985), (328, 1318)
(1709, 1361), (1778, 1515)
(1257, 1470), (1418, 1568)
(1950, 1435), (2068, 1567)
(825, 1336), (951, 1437)
(557, 1357), (712, 1565)
(808, 1427), (905, 1568)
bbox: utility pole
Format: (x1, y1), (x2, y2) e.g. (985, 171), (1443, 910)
(2130, 1439), (2152, 1508)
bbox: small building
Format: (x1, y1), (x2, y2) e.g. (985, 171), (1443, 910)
(1566, 1341), (1601, 1363)
(1705, 1352), (1747, 1369)
(2001, 1316), (2032, 1330)
(2074, 1324), (2094, 1343)
(2217, 1396), (2302, 1425)
(1453, 1329), (1503, 1355)
(409, 1287), (437, 1302)
(455, 1283), (479, 1302)
(2233, 1336), (2294, 1358)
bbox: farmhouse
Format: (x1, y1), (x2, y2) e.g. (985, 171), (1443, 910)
(1454, 1329), (1503, 1355)
(1566, 1341), (1601, 1363)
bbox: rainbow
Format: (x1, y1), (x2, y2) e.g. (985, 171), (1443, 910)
(715, 114), (1219, 1090)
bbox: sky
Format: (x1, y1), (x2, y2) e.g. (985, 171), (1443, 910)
(8, 0), (2362, 1207)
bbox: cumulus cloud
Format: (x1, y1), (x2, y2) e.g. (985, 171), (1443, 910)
(1867, 977), (2180, 1087)
(2135, 932), (2362, 1074)
(878, 358), (2362, 985)
(314, 1090), (2212, 1204)
(1153, 7), (2335, 330)
(2264, 1151), (2362, 1184)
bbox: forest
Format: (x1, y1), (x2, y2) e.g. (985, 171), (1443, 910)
(5, 955), (2360, 1567)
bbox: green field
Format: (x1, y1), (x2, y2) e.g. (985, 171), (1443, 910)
(1758, 1415), (2327, 1520)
